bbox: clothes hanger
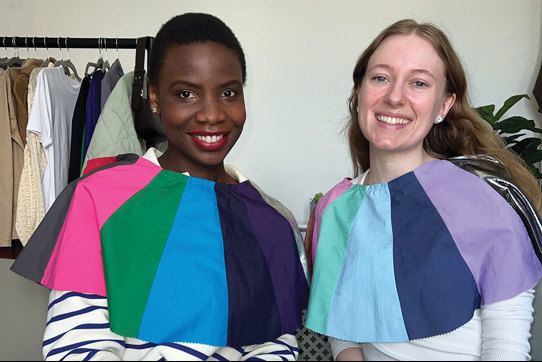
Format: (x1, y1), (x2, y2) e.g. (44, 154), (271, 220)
(53, 37), (64, 67)
(0, 37), (7, 64)
(84, 37), (104, 76)
(32, 37), (43, 62)
(4, 37), (23, 67)
(40, 37), (55, 67)
(54, 37), (81, 81)
(102, 37), (111, 72)
(61, 38), (81, 81)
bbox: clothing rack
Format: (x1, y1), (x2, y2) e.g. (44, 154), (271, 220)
(2, 36), (154, 66)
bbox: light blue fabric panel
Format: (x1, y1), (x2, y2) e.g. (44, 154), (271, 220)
(138, 176), (229, 345)
(326, 183), (408, 342)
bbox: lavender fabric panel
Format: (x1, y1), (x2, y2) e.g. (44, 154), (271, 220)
(236, 182), (307, 332)
(414, 160), (542, 305)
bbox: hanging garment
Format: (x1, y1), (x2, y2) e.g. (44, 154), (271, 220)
(100, 58), (124, 110)
(67, 76), (90, 183)
(0, 59), (41, 246)
(26, 66), (80, 212)
(11, 149), (310, 347)
(13, 59), (42, 146)
(81, 69), (104, 161)
(14, 64), (55, 245)
(16, 131), (47, 246)
(82, 71), (167, 172)
(305, 158), (542, 343)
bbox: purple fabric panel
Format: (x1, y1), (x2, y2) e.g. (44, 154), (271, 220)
(414, 160), (542, 305)
(312, 179), (353, 263)
(236, 182), (306, 333)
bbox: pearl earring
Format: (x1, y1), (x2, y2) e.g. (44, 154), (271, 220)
(152, 107), (157, 113)
(435, 115), (443, 124)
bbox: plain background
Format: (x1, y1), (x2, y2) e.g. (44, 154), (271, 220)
(1, 0), (541, 360)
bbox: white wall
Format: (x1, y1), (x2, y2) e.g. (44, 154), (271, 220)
(1, 0), (540, 226)
(1, 1), (542, 360)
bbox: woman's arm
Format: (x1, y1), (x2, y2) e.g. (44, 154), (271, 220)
(481, 289), (535, 361)
(43, 290), (125, 361)
(240, 333), (300, 361)
(329, 337), (365, 361)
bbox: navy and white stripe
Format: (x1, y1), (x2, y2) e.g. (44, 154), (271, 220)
(43, 290), (299, 361)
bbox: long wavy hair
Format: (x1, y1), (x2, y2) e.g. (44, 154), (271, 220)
(346, 19), (541, 211)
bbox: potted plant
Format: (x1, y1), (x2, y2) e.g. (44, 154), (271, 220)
(475, 94), (542, 179)
(310, 193), (324, 214)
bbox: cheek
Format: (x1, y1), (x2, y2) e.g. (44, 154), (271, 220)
(229, 102), (247, 127)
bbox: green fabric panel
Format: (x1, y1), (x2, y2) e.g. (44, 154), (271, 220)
(101, 171), (187, 337)
(306, 185), (365, 333)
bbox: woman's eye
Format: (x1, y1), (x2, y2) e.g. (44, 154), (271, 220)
(373, 75), (387, 82)
(413, 80), (427, 88)
(222, 89), (238, 98)
(178, 90), (194, 99)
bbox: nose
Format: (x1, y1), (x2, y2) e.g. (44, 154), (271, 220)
(195, 97), (225, 124)
(384, 81), (406, 106)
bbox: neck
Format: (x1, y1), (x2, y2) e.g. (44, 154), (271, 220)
(158, 151), (237, 184)
(365, 148), (437, 185)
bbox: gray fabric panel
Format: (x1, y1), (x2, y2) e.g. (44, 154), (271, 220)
(10, 154), (140, 283)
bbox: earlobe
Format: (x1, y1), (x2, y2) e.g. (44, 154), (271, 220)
(148, 81), (160, 114)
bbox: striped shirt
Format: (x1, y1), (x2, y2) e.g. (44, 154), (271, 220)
(43, 290), (299, 361)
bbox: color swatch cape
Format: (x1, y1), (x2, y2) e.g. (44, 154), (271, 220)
(11, 154), (310, 347)
(305, 158), (542, 343)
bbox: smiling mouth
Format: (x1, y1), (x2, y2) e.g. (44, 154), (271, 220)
(376, 115), (411, 125)
(192, 134), (225, 144)
(189, 132), (230, 151)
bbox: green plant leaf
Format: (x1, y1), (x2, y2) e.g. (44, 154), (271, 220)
(527, 164), (542, 179)
(495, 116), (537, 134)
(494, 94), (530, 121)
(475, 104), (496, 125)
(524, 149), (542, 165)
(511, 137), (542, 157)
(312, 192), (324, 204)
(502, 134), (523, 144)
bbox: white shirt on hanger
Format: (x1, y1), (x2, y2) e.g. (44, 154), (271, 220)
(26, 66), (80, 211)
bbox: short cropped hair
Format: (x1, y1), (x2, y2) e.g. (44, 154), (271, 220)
(148, 12), (246, 85)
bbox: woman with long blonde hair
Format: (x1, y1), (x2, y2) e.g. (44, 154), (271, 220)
(304, 19), (542, 360)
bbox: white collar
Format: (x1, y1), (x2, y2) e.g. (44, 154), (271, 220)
(142, 147), (248, 183)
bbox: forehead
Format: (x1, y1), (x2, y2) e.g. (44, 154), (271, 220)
(159, 42), (243, 84)
(368, 34), (446, 77)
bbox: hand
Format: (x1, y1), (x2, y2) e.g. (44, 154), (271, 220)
(336, 347), (365, 361)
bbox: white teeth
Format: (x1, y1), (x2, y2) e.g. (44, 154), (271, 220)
(194, 134), (224, 143)
(376, 115), (410, 125)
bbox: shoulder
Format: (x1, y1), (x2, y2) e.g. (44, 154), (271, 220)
(81, 153), (142, 176)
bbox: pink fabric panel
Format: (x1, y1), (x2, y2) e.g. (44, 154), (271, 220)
(41, 158), (161, 295)
(312, 179), (352, 264)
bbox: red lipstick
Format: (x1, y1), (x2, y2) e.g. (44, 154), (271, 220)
(189, 132), (229, 151)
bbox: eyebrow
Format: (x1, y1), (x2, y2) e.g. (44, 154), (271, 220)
(369, 64), (437, 80)
(168, 79), (243, 90)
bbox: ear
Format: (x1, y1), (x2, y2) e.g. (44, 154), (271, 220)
(439, 93), (456, 119)
(148, 79), (160, 114)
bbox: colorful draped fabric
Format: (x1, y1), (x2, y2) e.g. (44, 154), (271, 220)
(11, 154), (309, 347)
(305, 159), (542, 343)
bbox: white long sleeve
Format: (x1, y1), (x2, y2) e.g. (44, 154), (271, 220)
(328, 290), (535, 361)
(43, 290), (299, 361)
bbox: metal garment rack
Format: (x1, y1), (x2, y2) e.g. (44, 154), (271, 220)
(2, 36), (153, 66)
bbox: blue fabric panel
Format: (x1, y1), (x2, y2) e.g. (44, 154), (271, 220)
(82, 70), (104, 160)
(139, 177), (229, 345)
(389, 172), (480, 340)
(215, 183), (281, 347)
(326, 183), (408, 342)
